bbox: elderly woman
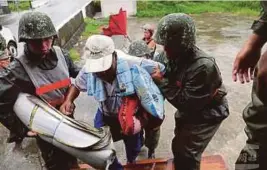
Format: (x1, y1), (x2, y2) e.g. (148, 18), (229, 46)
(142, 24), (157, 56)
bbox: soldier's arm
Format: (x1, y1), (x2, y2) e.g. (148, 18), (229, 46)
(159, 62), (220, 113)
(0, 60), (33, 136)
(232, 1), (267, 83)
(251, 1), (267, 40)
(257, 50), (267, 103)
(62, 49), (81, 78)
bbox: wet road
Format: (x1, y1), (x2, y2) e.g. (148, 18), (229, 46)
(126, 14), (256, 170)
(0, 13), (261, 170)
(76, 14), (258, 170)
(2, 0), (91, 51)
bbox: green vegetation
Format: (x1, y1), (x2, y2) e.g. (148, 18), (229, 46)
(69, 48), (80, 62)
(69, 18), (108, 61)
(137, 1), (261, 17)
(82, 18), (108, 38)
(8, 1), (31, 12)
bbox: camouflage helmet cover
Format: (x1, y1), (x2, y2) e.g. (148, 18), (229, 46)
(18, 11), (57, 42)
(0, 34), (7, 58)
(128, 40), (151, 57)
(154, 13), (196, 49)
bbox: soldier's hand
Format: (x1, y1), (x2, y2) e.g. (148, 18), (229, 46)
(232, 34), (264, 84)
(151, 65), (163, 82)
(27, 130), (37, 137)
(232, 45), (260, 83)
(60, 101), (75, 116)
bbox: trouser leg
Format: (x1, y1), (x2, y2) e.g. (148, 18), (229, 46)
(123, 132), (142, 163)
(36, 137), (78, 170)
(172, 119), (221, 170)
(145, 127), (160, 158)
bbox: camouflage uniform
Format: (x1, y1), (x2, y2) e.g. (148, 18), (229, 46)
(235, 2), (267, 170)
(0, 33), (22, 144)
(128, 40), (152, 59)
(0, 34), (6, 55)
(0, 12), (80, 170)
(128, 40), (161, 158)
(154, 13), (229, 170)
(0, 34), (10, 60)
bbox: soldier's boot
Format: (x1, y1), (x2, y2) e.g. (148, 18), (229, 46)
(148, 149), (155, 159)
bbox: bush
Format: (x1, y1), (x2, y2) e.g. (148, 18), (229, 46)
(137, 1), (261, 17)
(8, 1), (31, 12)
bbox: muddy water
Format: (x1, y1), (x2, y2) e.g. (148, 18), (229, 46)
(0, 13), (259, 170)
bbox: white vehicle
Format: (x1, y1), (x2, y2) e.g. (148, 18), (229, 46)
(0, 25), (18, 57)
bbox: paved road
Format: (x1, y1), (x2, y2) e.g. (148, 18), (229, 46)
(2, 0), (91, 51)
(0, 1), (93, 169)
(126, 14), (256, 170)
(0, 11), (262, 170)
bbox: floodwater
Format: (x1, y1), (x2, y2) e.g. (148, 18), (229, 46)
(0, 13), (259, 170)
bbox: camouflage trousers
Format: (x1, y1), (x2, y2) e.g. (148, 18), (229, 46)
(36, 137), (78, 170)
(235, 132), (267, 170)
(143, 127), (160, 152)
(172, 119), (221, 170)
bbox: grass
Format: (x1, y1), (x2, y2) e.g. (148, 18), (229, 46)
(69, 48), (80, 62)
(137, 1), (261, 17)
(82, 18), (108, 38)
(69, 18), (108, 61)
(8, 1), (31, 12)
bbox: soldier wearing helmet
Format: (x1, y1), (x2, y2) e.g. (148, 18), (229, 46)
(128, 40), (152, 59)
(0, 34), (11, 68)
(0, 11), (80, 170)
(128, 40), (161, 159)
(154, 13), (229, 170)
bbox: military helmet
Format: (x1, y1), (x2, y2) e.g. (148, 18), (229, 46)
(154, 13), (196, 49)
(18, 12), (57, 42)
(128, 40), (151, 57)
(0, 34), (7, 58)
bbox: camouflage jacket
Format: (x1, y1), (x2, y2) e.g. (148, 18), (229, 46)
(155, 47), (229, 122)
(241, 1), (267, 141)
(251, 1), (267, 39)
(0, 46), (80, 140)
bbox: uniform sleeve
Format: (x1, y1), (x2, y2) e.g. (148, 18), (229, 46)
(251, 1), (267, 39)
(73, 67), (88, 92)
(159, 63), (220, 113)
(62, 49), (81, 78)
(0, 60), (33, 135)
(0, 60), (34, 113)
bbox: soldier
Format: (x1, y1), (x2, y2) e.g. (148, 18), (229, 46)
(233, 1), (267, 170)
(0, 34), (11, 68)
(128, 39), (161, 158)
(0, 32), (22, 145)
(154, 13), (229, 170)
(0, 11), (80, 170)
